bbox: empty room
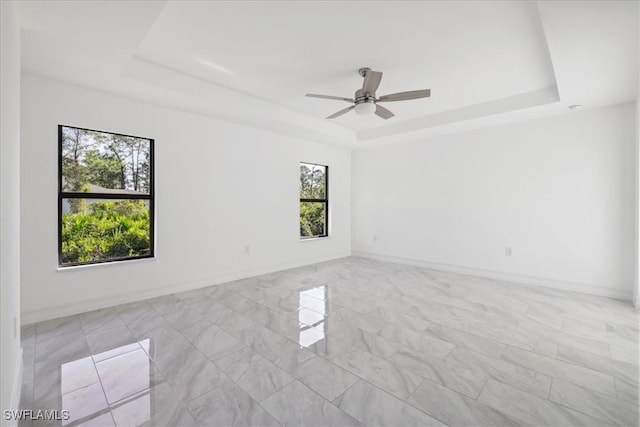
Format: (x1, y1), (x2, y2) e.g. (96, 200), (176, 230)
(1, 1), (639, 426)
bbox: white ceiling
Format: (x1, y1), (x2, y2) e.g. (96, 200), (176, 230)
(17, 1), (639, 148)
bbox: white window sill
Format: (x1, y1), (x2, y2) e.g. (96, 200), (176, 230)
(300, 236), (331, 242)
(57, 256), (156, 271)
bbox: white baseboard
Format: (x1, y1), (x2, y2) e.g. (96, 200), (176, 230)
(5, 348), (23, 427)
(21, 252), (350, 325)
(352, 251), (633, 302)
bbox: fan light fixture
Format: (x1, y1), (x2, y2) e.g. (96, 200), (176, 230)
(354, 101), (376, 115)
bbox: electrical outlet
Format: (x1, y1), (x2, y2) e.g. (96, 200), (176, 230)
(14, 315), (17, 338)
(505, 247), (512, 256)
(244, 245), (251, 255)
(373, 235), (377, 242)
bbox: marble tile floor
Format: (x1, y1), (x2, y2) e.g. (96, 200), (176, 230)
(18, 257), (639, 426)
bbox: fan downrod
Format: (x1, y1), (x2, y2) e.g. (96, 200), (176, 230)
(358, 67), (372, 78)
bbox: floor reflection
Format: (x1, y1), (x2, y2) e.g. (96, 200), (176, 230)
(298, 286), (327, 348)
(59, 339), (151, 425)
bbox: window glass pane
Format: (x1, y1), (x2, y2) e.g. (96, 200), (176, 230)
(61, 199), (151, 265)
(61, 126), (151, 194)
(300, 202), (326, 238)
(300, 163), (326, 199)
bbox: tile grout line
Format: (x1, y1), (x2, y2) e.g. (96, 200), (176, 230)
(474, 376), (491, 401)
(546, 381), (630, 427)
(498, 342), (620, 398)
(402, 377), (457, 426)
(261, 378), (362, 426)
(206, 294), (427, 420)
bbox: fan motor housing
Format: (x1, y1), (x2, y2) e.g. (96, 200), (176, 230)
(354, 89), (375, 105)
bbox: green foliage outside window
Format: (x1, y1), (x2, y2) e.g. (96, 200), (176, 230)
(61, 200), (150, 264)
(300, 202), (326, 237)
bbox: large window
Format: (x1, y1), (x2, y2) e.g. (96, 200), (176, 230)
(58, 125), (154, 267)
(300, 162), (328, 239)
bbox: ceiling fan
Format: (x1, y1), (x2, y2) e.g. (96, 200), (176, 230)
(305, 67), (431, 120)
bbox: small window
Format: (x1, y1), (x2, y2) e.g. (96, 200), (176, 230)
(300, 162), (328, 239)
(58, 125), (154, 267)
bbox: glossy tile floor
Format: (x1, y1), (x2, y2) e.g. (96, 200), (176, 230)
(20, 257), (639, 426)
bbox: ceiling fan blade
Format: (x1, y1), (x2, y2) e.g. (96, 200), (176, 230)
(377, 89), (431, 102)
(306, 93), (354, 103)
(375, 104), (395, 120)
(362, 70), (383, 96)
(326, 105), (355, 119)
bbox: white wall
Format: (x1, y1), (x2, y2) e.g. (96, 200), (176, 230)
(635, 96), (639, 307)
(21, 74), (351, 323)
(1, 0), (23, 418)
(353, 103), (636, 300)
(635, 2), (640, 308)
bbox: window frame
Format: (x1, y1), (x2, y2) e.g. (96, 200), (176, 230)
(57, 124), (155, 267)
(299, 162), (329, 240)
